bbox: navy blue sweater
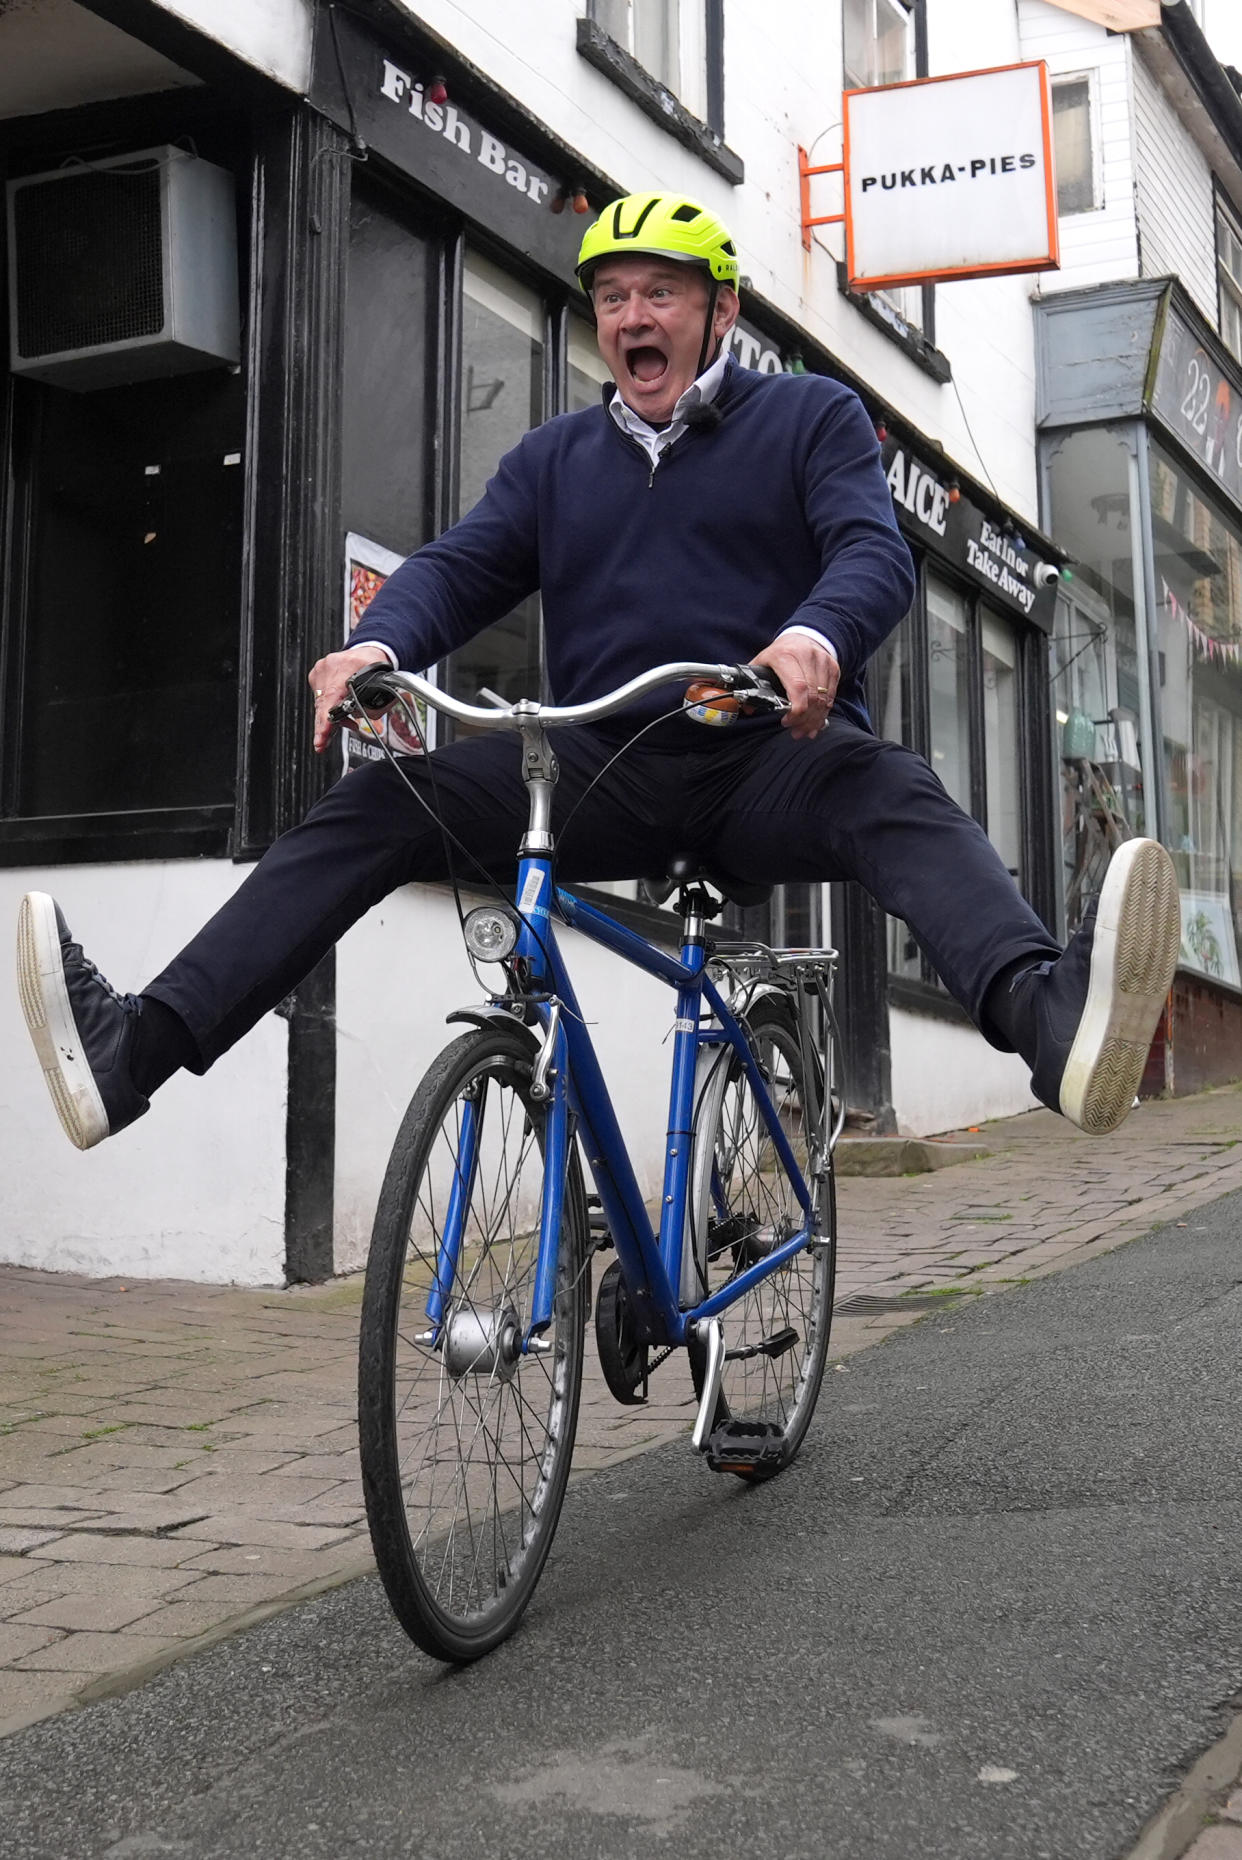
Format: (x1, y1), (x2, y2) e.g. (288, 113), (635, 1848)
(350, 360), (915, 736)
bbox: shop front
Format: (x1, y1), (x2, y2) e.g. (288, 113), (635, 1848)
(843, 429), (1062, 1133)
(1038, 279), (1242, 1092)
(0, 0), (1079, 1280)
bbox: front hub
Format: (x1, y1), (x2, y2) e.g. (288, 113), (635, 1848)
(442, 1303), (522, 1381)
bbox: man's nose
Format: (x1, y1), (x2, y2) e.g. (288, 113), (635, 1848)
(619, 291), (654, 329)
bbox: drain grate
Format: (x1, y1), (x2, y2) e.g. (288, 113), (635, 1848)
(835, 1290), (963, 1315)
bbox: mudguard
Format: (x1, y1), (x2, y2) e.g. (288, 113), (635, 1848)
(445, 1003), (540, 1056)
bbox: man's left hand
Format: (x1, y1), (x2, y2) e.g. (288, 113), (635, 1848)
(751, 635), (838, 741)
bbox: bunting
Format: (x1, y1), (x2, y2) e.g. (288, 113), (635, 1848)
(1160, 577), (1242, 668)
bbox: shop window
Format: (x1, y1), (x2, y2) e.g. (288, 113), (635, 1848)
(872, 613), (922, 979)
(927, 575), (973, 813)
(1052, 77), (1096, 217)
(1216, 199), (1242, 366)
(981, 610), (1021, 876)
(342, 185), (433, 560)
(2, 366), (243, 838)
(447, 251), (546, 706)
(1045, 425), (1152, 935)
(883, 571), (1034, 985)
(567, 311), (612, 413)
(1149, 443), (1242, 988)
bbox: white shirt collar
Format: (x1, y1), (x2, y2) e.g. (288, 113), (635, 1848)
(606, 352), (730, 464)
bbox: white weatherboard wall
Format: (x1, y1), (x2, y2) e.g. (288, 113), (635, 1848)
(1132, 42), (1219, 320)
(1018, 0), (1140, 291)
(334, 886), (674, 1274)
(890, 1008), (1038, 1136)
(1, 865), (287, 1284)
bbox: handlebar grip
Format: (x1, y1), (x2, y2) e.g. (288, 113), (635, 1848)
(347, 665), (400, 710)
(685, 665), (788, 727)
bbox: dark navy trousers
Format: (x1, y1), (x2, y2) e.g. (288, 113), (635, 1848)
(145, 718), (1060, 1071)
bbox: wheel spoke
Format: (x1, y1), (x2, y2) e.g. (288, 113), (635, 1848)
(690, 1014), (835, 1467)
(358, 1030), (586, 1661)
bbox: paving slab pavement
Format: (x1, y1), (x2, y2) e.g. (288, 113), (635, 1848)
(1, 1081), (1241, 1739)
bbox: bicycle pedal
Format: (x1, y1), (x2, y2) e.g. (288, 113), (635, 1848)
(724, 1325), (798, 1364)
(704, 1419), (787, 1478)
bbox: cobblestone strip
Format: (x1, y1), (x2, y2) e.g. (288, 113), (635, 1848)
(1, 1083), (1239, 1735)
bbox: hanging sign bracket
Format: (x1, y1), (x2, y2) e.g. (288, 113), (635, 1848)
(798, 144), (845, 251)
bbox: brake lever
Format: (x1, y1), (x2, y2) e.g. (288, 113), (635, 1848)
(685, 665), (789, 728)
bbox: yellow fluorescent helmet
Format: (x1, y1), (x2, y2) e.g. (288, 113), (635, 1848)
(576, 193), (740, 290)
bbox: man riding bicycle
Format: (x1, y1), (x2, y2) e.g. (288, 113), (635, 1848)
(19, 193), (1181, 1161)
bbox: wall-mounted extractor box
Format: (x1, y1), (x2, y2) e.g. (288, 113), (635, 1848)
(6, 144), (240, 391)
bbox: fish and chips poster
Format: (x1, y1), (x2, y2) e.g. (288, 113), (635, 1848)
(343, 532), (435, 766)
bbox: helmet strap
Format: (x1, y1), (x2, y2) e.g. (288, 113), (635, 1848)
(695, 278), (721, 380)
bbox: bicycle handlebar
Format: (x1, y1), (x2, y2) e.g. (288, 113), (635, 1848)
(333, 661), (788, 732)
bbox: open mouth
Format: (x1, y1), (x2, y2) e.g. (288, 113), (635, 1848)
(624, 345), (668, 385)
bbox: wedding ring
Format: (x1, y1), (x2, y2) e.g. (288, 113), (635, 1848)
(314, 688), (325, 698)
(815, 685), (830, 694)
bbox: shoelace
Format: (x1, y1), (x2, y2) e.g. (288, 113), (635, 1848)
(65, 938), (141, 1015)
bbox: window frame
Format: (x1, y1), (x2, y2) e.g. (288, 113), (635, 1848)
(842, 0), (916, 93)
(1215, 188), (1242, 367)
(576, 2), (743, 184)
(1051, 72), (1102, 218)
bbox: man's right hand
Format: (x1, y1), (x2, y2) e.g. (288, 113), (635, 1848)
(307, 645), (393, 755)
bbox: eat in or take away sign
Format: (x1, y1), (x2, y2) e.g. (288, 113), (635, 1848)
(844, 61), (1059, 292)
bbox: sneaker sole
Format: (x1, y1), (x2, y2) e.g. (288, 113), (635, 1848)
(1059, 839), (1181, 1135)
(16, 891), (109, 1151)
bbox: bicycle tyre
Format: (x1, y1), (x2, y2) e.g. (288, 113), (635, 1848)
(358, 1026), (588, 1662)
(687, 1003), (835, 1477)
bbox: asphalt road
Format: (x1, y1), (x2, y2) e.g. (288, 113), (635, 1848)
(2, 1194), (1241, 1860)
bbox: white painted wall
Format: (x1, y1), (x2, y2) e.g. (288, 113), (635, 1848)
(1, 865), (287, 1284)
(890, 1006), (1038, 1136)
(1131, 42), (1219, 319)
(146, 0), (312, 91)
(334, 883), (676, 1274)
(386, 0), (1045, 521)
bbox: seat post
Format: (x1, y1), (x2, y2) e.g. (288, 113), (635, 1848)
(676, 881), (721, 950)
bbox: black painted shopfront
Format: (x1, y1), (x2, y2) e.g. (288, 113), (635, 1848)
(0, 1), (1068, 1269)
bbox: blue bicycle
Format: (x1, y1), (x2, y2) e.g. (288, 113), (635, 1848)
(345, 662), (842, 1662)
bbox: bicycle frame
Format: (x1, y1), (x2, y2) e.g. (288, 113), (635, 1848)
(338, 658), (831, 1361)
(426, 847), (822, 1355)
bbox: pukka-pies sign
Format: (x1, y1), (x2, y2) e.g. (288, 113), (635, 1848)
(843, 61), (1059, 292)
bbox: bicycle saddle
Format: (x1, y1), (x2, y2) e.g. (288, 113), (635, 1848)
(644, 854), (773, 910)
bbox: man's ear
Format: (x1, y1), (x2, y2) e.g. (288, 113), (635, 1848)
(714, 286), (741, 339)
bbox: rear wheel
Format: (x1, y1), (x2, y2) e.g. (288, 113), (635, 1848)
(687, 1005), (834, 1475)
(358, 1027), (587, 1661)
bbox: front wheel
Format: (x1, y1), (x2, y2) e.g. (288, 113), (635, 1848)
(358, 1027), (587, 1662)
(687, 1007), (835, 1476)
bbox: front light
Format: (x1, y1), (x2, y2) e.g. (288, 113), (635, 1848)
(463, 905), (519, 963)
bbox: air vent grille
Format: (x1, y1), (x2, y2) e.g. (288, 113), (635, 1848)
(13, 165), (165, 360)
